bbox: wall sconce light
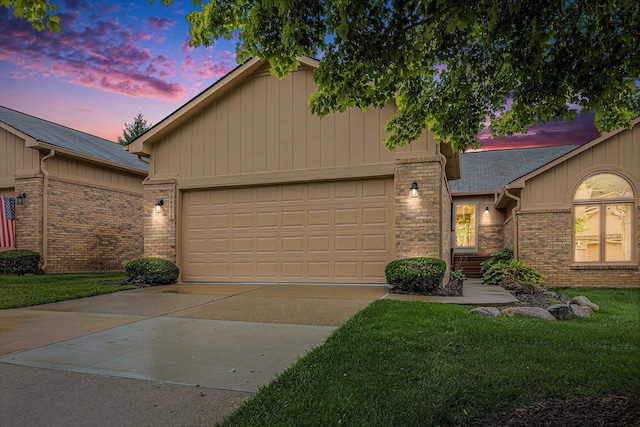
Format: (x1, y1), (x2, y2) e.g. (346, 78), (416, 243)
(155, 199), (164, 213)
(410, 181), (419, 198)
(484, 206), (490, 215)
(16, 192), (27, 205)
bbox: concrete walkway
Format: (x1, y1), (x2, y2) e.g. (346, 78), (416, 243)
(0, 280), (514, 426)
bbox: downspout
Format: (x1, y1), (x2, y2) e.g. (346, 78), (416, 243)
(40, 149), (55, 272)
(436, 149), (451, 282)
(504, 187), (521, 259)
(137, 155), (150, 166)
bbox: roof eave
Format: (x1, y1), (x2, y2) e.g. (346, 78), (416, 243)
(34, 142), (147, 175)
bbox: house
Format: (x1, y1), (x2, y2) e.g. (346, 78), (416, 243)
(127, 56), (461, 284)
(452, 120), (640, 287)
(0, 106), (147, 273)
(127, 56), (638, 287)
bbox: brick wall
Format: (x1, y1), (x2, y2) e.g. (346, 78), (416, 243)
(517, 209), (639, 287)
(477, 224), (505, 256)
(143, 180), (177, 263)
(14, 176), (43, 254)
(503, 218), (514, 251)
(46, 178), (143, 272)
(394, 157), (446, 261)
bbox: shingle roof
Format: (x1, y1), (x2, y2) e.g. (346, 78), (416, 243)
(449, 145), (577, 193)
(0, 106), (147, 171)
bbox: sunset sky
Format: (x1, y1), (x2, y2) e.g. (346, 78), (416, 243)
(0, 0), (601, 149)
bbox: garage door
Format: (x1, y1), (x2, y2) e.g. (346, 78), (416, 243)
(181, 178), (394, 283)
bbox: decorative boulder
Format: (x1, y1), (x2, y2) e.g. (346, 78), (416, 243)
(547, 304), (576, 320)
(501, 307), (557, 321)
(570, 296), (599, 312)
(570, 304), (593, 318)
(469, 307), (502, 318)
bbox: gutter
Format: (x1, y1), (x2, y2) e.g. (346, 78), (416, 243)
(503, 186), (521, 259)
(39, 149), (55, 272)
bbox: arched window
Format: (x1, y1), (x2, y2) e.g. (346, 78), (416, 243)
(573, 173), (636, 263)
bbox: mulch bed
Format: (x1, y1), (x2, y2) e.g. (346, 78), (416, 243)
(388, 279), (464, 297)
(480, 394), (640, 426)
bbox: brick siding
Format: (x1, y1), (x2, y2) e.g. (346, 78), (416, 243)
(143, 180), (177, 264)
(14, 175), (143, 272)
(394, 157), (449, 267)
(517, 209), (639, 287)
(478, 224), (504, 256)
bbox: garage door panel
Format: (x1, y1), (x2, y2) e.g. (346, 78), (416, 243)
(182, 178), (393, 283)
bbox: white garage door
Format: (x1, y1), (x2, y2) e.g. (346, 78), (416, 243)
(181, 178), (394, 283)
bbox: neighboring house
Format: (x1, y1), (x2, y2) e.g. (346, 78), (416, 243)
(126, 56), (638, 287)
(452, 120), (640, 287)
(0, 106), (148, 273)
(127, 56), (461, 284)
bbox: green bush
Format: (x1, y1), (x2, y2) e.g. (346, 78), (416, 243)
(480, 248), (514, 276)
(385, 257), (446, 293)
(483, 259), (545, 293)
(0, 250), (41, 275)
(125, 257), (179, 286)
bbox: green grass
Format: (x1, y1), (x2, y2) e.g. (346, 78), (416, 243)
(0, 273), (136, 309)
(218, 288), (640, 426)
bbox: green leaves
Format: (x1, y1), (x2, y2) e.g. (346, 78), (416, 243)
(165, 0), (639, 151)
(1, 0), (62, 32)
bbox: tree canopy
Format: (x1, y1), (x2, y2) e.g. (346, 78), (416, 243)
(158, 0), (639, 151)
(1, 0), (61, 32)
(118, 112), (151, 146)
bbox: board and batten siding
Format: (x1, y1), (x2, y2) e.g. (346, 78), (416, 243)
(521, 124), (640, 210)
(46, 154), (144, 193)
(0, 128), (39, 184)
(150, 65), (434, 180)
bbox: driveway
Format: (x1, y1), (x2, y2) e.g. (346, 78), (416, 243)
(0, 283), (388, 426)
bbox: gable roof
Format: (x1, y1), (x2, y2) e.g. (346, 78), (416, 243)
(450, 144), (578, 193)
(127, 56), (317, 156)
(0, 106), (147, 172)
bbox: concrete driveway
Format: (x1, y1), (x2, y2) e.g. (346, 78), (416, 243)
(0, 283), (388, 426)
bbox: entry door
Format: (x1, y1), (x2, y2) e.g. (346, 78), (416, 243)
(453, 202), (478, 252)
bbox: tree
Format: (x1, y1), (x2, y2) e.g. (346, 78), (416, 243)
(157, 0), (639, 152)
(1, 0), (61, 32)
(118, 113), (151, 146)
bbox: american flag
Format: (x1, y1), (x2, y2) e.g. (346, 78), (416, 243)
(0, 196), (16, 248)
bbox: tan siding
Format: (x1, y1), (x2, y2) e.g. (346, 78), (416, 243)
(0, 129), (38, 181)
(46, 154), (143, 193)
(522, 124), (640, 209)
(148, 66), (437, 181)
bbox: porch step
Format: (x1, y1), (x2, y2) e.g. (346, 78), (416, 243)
(453, 255), (491, 279)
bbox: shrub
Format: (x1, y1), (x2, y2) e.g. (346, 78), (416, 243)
(483, 259), (545, 293)
(0, 250), (41, 275)
(480, 248), (514, 276)
(125, 257), (179, 286)
(449, 268), (467, 282)
(385, 257), (446, 293)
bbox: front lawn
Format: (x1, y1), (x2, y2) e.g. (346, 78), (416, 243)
(0, 273), (135, 309)
(218, 288), (640, 426)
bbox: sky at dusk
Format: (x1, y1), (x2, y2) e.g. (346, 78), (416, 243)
(0, 0), (601, 149)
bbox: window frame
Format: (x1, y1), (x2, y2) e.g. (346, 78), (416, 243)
(453, 201), (479, 253)
(572, 172), (637, 266)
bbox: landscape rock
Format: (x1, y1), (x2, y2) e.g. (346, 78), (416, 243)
(547, 304), (576, 321)
(469, 307), (502, 318)
(570, 296), (599, 312)
(559, 293), (571, 303)
(500, 307), (557, 321)
(570, 304), (593, 318)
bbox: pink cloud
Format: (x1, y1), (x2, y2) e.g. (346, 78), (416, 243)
(179, 39), (236, 80)
(0, 9), (186, 101)
(146, 16), (176, 31)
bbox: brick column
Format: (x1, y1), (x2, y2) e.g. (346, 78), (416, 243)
(14, 175), (43, 254)
(394, 157), (446, 260)
(144, 180), (177, 263)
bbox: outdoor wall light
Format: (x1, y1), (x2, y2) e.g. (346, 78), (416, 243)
(155, 199), (164, 213)
(16, 192), (27, 205)
(410, 182), (419, 198)
(484, 206), (490, 215)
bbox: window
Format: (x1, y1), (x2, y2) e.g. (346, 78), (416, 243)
(573, 173), (636, 263)
(454, 203), (477, 251)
